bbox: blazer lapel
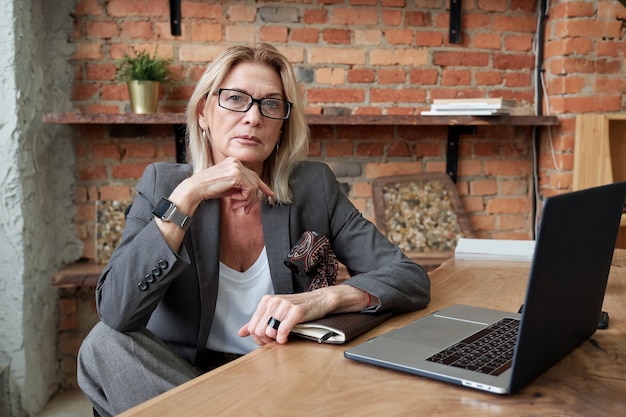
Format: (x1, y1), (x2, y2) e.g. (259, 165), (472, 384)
(188, 199), (221, 352)
(261, 203), (294, 294)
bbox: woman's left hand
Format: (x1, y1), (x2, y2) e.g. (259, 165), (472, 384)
(237, 285), (372, 346)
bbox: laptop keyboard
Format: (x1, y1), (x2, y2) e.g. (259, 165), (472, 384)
(426, 317), (519, 376)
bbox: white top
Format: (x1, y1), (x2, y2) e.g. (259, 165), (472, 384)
(207, 246), (274, 355)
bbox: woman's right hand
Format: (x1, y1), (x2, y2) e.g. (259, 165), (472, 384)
(172, 157), (275, 216)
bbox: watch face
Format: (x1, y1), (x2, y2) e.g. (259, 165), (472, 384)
(153, 198), (174, 219)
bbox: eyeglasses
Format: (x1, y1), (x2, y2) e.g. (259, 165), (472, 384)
(217, 88), (292, 120)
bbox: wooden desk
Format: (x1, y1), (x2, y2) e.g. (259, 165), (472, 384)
(119, 250), (626, 417)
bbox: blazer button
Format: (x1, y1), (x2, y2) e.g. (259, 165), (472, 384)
(158, 259), (168, 269)
(137, 280), (149, 291)
(145, 273), (155, 284)
(151, 267), (162, 278)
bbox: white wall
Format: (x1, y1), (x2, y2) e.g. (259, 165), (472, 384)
(0, 0), (81, 415)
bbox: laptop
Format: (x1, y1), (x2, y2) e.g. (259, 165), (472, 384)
(345, 181), (626, 395)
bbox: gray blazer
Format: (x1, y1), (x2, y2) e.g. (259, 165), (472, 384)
(96, 161), (430, 365)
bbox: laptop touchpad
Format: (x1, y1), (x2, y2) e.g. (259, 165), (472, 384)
(385, 315), (486, 349)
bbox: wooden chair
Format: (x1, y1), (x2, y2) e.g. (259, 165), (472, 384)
(372, 172), (473, 271)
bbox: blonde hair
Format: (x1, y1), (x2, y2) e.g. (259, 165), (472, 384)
(185, 43), (309, 204)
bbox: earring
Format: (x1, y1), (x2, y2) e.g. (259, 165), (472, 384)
(201, 129), (207, 142)
(276, 141), (280, 153)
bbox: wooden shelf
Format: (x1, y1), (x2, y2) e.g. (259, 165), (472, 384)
(42, 112), (559, 127)
(52, 260), (103, 288)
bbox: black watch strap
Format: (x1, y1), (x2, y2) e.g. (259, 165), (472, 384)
(152, 198), (193, 231)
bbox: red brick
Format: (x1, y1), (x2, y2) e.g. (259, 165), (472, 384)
(86, 63), (116, 81)
(505, 72), (531, 88)
(486, 197), (532, 214)
(351, 182), (373, 201)
(79, 165), (107, 181)
(307, 88), (365, 103)
(594, 77), (626, 93)
(457, 160), (483, 176)
(353, 107), (383, 115)
(498, 214), (529, 231)
(405, 11), (430, 26)
(433, 51), (490, 67)
(364, 162), (422, 179)
(76, 0), (104, 16)
(348, 68), (376, 83)
(463, 196), (485, 213)
(473, 33), (501, 50)
(309, 48), (366, 65)
(415, 142), (443, 158)
(73, 42), (103, 60)
(382, 10), (403, 26)
(470, 214), (496, 231)
(303, 9), (328, 24)
(107, 0), (169, 17)
(124, 143), (156, 159)
(323, 29), (351, 44)
(409, 68), (439, 85)
(500, 179), (528, 196)
(549, 95), (621, 114)
(337, 125), (394, 141)
(189, 22), (223, 42)
(91, 144), (121, 160)
(493, 53), (535, 70)
(547, 76), (586, 95)
(470, 179), (498, 196)
(120, 21), (153, 39)
(555, 19), (622, 39)
(326, 142), (354, 157)
(261, 26), (289, 43)
(307, 141), (322, 157)
(356, 142), (385, 157)
(387, 141), (411, 157)
(370, 88), (426, 103)
(99, 185), (132, 201)
(86, 22), (118, 39)
(549, 1), (595, 19)
(504, 34), (534, 52)
(331, 8), (377, 25)
(414, 30), (443, 46)
(112, 163), (150, 179)
(385, 29), (413, 45)
(475, 71), (503, 86)
(227, 4), (255, 22)
(441, 69), (471, 86)
(492, 16), (537, 33)
(291, 28), (319, 43)
(381, 0), (407, 6)
(484, 160), (532, 177)
(378, 69), (406, 84)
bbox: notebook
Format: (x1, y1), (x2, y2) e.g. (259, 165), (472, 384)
(345, 181), (626, 395)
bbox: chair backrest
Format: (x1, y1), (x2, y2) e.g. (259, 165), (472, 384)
(372, 172), (473, 270)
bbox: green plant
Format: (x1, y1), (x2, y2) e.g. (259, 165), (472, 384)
(115, 47), (173, 83)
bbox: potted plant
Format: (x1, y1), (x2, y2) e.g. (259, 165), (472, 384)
(115, 47), (173, 114)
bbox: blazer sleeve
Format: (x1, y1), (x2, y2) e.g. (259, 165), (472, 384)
(95, 163), (193, 331)
(291, 162), (431, 313)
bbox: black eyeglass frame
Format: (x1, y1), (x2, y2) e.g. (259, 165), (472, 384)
(216, 88), (292, 120)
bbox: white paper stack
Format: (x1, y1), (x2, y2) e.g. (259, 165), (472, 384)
(421, 98), (515, 116)
(454, 238), (535, 262)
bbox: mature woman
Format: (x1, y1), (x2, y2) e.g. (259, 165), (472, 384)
(78, 43), (430, 416)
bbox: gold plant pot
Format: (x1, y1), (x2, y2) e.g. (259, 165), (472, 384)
(127, 80), (160, 114)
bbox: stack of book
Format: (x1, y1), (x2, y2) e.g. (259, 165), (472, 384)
(421, 98), (515, 116)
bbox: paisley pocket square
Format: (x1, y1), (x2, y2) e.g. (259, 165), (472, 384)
(284, 231), (338, 291)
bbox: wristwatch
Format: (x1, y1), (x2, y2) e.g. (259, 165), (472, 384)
(152, 198), (193, 231)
